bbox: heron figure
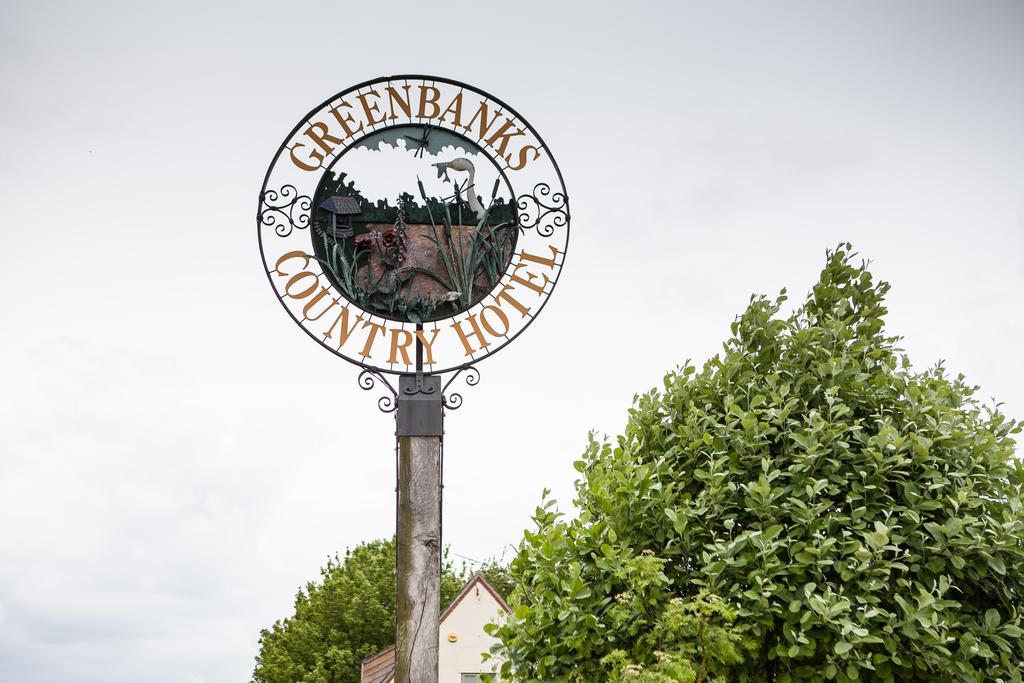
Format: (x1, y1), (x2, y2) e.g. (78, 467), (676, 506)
(432, 157), (485, 220)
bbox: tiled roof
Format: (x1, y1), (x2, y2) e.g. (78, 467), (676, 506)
(319, 196), (362, 215)
(360, 645), (395, 683)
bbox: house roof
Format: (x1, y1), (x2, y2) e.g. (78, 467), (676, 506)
(319, 196), (362, 215)
(441, 571), (511, 622)
(359, 572), (510, 683)
(360, 646), (396, 683)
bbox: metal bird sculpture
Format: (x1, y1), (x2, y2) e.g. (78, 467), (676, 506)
(431, 158), (485, 219)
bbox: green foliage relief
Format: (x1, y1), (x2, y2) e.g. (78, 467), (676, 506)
(491, 245), (1024, 682)
(311, 171), (516, 323)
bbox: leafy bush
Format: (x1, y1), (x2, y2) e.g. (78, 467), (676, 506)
(598, 571), (755, 683)
(492, 245), (1024, 681)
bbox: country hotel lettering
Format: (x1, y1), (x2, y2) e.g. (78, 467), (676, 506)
(288, 86), (543, 172)
(274, 245), (560, 364)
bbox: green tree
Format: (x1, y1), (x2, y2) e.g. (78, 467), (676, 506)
(492, 246), (1024, 681)
(252, 538), (465, 683)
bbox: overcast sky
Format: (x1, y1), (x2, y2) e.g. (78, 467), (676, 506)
(1, 1), (1022, 681)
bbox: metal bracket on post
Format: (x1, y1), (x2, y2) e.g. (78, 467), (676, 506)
(396, 375), (443, 437)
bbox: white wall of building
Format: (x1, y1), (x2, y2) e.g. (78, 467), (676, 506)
(439, 578), (506, 682)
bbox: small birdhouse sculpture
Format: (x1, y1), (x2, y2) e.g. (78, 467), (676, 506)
(318, 196), (362, 239)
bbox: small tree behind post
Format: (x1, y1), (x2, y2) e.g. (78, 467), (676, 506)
(394, 334), (442, 683)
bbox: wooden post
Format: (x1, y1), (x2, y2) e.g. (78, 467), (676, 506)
(395, 372), (443, 683)
(396, 435), (441, 682)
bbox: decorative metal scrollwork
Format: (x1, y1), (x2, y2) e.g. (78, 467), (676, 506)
(358, 369), (398, 413)
(356, 366), (478, 413)
(260, 185), (312, 237)
(402, 381), (437, 395)
(516, 183), (568, 237)
(441, 365), (481, 410)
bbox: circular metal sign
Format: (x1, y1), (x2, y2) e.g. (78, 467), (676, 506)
(258, 76), (569, 375)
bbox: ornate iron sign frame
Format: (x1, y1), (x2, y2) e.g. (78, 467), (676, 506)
(257, 75), (570, 400)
